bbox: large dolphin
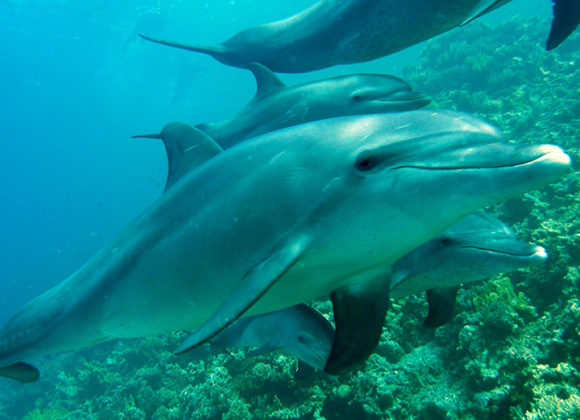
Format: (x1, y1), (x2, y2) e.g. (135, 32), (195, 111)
(139, 0), (579, 73)
(193, 64), (429, 148)
(0, 111), (571, 382)
(209, 212), (548, 369)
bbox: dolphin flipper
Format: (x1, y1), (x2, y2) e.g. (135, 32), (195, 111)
(139, 34), (226, 60)
(547, 0), (580, 50)
(325, 275), (390, 374)
(423, 287), (459, 328)
(0, 362), (40, 383)
(175, 236), (310, 355)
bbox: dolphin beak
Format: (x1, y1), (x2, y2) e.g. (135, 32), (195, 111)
(377, 90), (431, 106)
(462, 243), (548, 262)
(131, 133), (163, 139)
(531, 245), (548, 261)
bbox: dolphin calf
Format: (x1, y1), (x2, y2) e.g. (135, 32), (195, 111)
(390, 211), (548, 327)
(135, 64), (429, 150)
(139, 0), (579, 73)
(210, 304), (334, 370)
(194, 64), (429, 148)
(390, 212), (548, 299)
(208, 212), (548, 367)
(0, 111), (571, 382)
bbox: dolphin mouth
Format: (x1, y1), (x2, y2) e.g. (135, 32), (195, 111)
(462, 245), (548, 259)
(374, 91), (430, 104)
(392, 145), (571, 171)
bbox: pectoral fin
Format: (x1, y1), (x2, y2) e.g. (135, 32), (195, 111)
(325, 275), (390, 374)
(423, 287), (459, 328)
(0, 362), (39, 383)
(139, 34), (227, 59)
(175, 236), (309, 355)
(546, 0), (580, 50)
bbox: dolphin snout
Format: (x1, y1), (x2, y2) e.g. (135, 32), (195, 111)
(531, 245), (548, 262)
(530, 144), (572, 167)
(384, 90), (430, 103)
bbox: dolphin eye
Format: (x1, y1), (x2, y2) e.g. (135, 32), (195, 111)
(439, 236), (453, 246)
(297, 334), (307, 343)
(352, 90), (369, 102)
(355, 154), (378, 172)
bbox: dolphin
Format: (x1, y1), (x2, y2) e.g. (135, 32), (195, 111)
(193, 64), (429, 148)
(199, 64), (430, 147)
(208, 212), (548, 368)
(139, 0), (579, 73)
(390, 211), (548, 327)
(210, 304), (334, 370)
(135, 64), (429, 151)
(0, 111), (571, 382)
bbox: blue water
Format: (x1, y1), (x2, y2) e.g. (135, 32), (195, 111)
(0, 0), (552, 326)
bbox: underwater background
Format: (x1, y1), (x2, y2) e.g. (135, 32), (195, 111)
(0, 0), (578, 418)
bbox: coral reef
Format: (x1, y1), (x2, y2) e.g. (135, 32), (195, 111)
(0, 17), (578, 420)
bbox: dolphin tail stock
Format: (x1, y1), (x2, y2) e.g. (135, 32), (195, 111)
(138, 34), (226, 59)
(546, 0), (580, 50)
(0, 362), (39, 384)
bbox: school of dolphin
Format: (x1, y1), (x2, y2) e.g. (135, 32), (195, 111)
(0, 0), (577, 384)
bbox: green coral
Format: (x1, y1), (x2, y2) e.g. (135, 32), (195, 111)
(22, 408), (70, 420)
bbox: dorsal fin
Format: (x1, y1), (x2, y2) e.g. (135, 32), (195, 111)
(248, 62), (286, 100)
(133, 122), (223, 191)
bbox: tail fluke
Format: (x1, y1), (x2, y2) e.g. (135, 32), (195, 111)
(0, 362), (39, 383)
(547, 0), (580, 50)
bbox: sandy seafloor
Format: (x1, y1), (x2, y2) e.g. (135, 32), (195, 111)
(0, 1), (579, 419)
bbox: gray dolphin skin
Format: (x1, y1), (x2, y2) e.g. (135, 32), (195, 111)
(0, 111), (571, 382)
(139, 0), (580, 73)
(210, 304), (334, 370)
(194, 63), (430, 148)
